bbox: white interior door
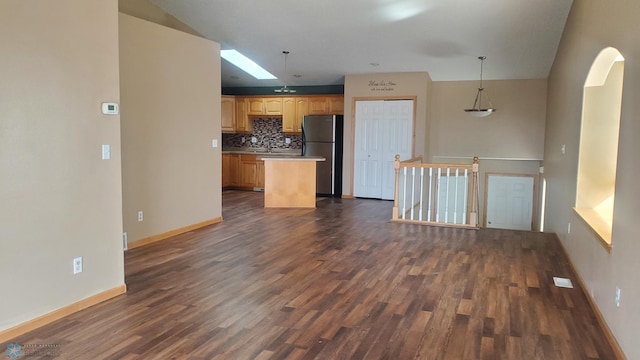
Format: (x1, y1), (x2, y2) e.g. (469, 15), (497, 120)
(354, 100), (413, 200)
(380, 100), (413, 200)
(486, 175), (534, 230)
(354, 101), (383, 198)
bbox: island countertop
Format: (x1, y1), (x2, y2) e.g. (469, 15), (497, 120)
(258, 155), (325, 161)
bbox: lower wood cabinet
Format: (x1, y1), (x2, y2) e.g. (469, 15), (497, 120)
(222, 154), (239, 187)
(222, 153), (264, 190)
(256, 161), (265, 188)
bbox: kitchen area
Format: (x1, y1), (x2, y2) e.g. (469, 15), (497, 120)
(221, 94), (344, 206)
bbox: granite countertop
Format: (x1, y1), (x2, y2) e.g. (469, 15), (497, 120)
(222, 147), (302, 156)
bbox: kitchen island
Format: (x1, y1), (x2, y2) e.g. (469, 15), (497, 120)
(258, 155), (325, 208)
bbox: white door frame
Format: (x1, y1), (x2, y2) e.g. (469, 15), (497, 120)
(351, 96), (417, 198)
(483, 172), (538, 230)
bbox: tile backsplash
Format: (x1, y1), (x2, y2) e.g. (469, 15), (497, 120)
(222, 118), (302, 150)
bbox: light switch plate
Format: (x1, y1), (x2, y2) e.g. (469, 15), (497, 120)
(102, 144), (111, 160)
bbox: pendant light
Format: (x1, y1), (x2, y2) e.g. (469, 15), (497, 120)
(274, 51), (296, 93)
(464, 56), (496, 117)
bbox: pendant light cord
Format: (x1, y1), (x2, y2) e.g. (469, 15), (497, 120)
(478, 56), (486, 90)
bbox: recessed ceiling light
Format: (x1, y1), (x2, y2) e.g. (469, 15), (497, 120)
(220, 49), (276, 80)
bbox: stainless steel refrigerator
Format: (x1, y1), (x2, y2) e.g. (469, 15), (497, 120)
(302, 115), (343, 197)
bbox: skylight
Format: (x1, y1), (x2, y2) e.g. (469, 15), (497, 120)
(220, 49), (276, 80)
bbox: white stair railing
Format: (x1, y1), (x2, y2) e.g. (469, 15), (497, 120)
(392, 155), (479, 228)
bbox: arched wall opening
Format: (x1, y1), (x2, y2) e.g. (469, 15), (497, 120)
(575, 47), (624, 247)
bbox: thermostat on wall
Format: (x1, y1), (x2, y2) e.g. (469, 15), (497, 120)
(101, 102), (119, 115)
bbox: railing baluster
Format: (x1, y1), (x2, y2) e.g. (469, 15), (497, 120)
(454, 169), (459, 224)
(402, 167), (407, 220)
(436, 168), (441, 222)
(444, 168), (451, 223)
(428, 168), (433, 222)
(419, 168), (424, 221)
(410, 167), (415, 220)
(463, 169), (468, 224)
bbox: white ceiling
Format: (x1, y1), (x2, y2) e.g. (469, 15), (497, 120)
(149, 0), (573, 88)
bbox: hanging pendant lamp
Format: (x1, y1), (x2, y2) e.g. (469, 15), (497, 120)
(464, 56), (496, 117)
(274, 51), (296, 93)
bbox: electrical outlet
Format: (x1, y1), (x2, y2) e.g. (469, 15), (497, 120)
(615, 287), (621, 307)
(285, 137), (291, 144)
(123, 232), (128, 251)
(251, 136), (258, 143)
(241, 137), (246, 143)
(73, 257), (83, 274)
(138, 211), (143, 222)
(212, 139), (218, 148)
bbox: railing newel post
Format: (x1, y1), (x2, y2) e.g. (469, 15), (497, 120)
(470, 156), (479, 228)
(392, 154), (400, 220)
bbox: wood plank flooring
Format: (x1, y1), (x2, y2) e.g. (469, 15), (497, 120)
(9, 190), (617, 359)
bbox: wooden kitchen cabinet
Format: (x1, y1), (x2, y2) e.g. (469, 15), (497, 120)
(264, 98), (283, 115)
(247, 97), (283, 116)
(307, 95), (344, 115)
(247, 98), (265, 115)
(327, 95), (344, 114)
(308, 96), (329, 115)
(222, 154), (240, 187)
(256, 161), (265, 188)
(222, 154), (229, 187)
(225, 95), (342, 133)
(221, 96), (236, 132)
(235, 97), (252, 132)
(239, 160), (257, 188)
(237, 154), (265, 189)
(282, 97), (308, 133)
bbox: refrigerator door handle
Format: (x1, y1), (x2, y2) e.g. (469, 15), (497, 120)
(301, 126), (306, 155)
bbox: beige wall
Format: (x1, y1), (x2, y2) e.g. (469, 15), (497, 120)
(119, 14), (221, 244)
(544, 0), (640, 357)
(0, 1), (124, 332)
(343, 72), (431, 196)
(430, 79), (547, 160)
(342, 74), (546, 224)
(119, 0), (202, 37)
(429, 79), (547, 228)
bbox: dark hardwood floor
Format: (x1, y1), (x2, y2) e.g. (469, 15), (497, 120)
(10, 190), (616, 359)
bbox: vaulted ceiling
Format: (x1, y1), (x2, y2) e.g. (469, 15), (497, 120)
(149, 0), (573, 88)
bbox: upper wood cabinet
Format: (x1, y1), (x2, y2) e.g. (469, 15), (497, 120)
(235, 97), (252, 132)
(327, 95), (344, 114)
(264, 98), (283, 115)
(221, 96), (236, 132)
(308, 97), (329, 115)
(246, 97), (283, 116)
(282, 97), (308, 133)
(307, 95), (344, 115)
(222, 95), (343, 133)
(247, 98), (265, 115)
